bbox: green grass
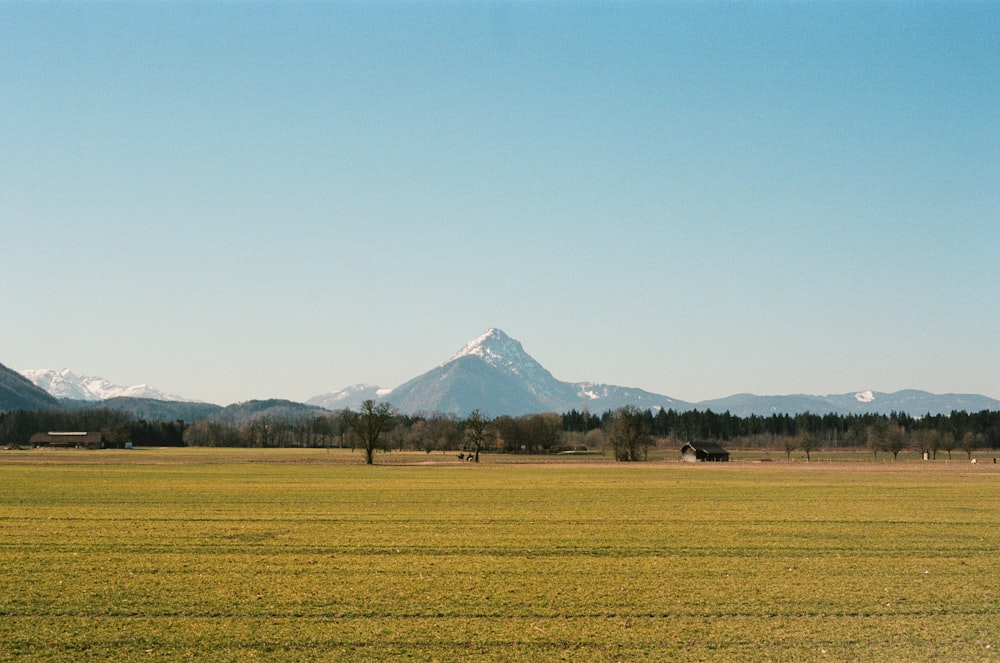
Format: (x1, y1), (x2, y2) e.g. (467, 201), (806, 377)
(1, 448), (998, 661)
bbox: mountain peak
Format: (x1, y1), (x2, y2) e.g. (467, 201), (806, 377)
(385, 328), (682, 416)
(21, 368), (188, 402)
(448, 328), (556, 385)
(450, 328), (522, 364)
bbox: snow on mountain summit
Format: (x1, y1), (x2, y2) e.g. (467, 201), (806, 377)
(20, 368), (188, 402)
(854, 390), (876, 403)
(451, 328), (525, 367)
(448, 328), (555, 381)
(306, 384), (384, 410)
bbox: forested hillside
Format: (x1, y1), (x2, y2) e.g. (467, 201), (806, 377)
(0, 362), (59, 412)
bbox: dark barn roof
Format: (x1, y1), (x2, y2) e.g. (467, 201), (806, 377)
(29, 432), (104, 449)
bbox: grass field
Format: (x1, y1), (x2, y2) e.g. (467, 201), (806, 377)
(1, 448), (998, 661)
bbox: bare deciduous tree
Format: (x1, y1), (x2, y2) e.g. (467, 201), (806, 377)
(783, 435), (798, 460)
(344, 399), (396, 465)
(464, 409), (491, 463)
(798, 432), (817, 461)
(959, 431), (979, 459)
(605, 406), (652, 462)
(885, 423), (907, 460)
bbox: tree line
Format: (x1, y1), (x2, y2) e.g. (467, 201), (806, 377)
(0, 407), (185, 448)
(2, 403), (999, 459)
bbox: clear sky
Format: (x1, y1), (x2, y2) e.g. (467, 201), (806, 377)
(2, 1), (998, 405)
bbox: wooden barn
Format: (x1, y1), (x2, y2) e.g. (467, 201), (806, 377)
(29, 432), (104, 449)
(680, 441), (730, 463)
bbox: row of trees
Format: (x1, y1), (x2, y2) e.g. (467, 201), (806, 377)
(0, 407), (185, 448)
(782, 420), (987, 461)
(3, 403), (999, 460)
(180, 405), (569, 457)
(563, 407), (1000, 452)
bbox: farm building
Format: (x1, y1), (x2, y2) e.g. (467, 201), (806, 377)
(680, 441), (730, 462)
(29, 432), (105, 449)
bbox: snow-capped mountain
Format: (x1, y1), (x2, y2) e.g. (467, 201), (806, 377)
(306, 384), (389, 411)
(443, 328), (581, 409)
(367, 328), (691, 417)
(311, 328), (1000, 418)
(450, 329), (556, 383)
(20, 369), (189, 402)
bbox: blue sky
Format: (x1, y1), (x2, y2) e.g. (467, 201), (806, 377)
(2, 2), (997, 405)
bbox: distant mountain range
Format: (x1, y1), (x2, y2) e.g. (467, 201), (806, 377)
(307, 328), (1000, 418)
(19, 368), (188, 402)
(694, 390), (1000, 418)
(9, 328), (1000, 419)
